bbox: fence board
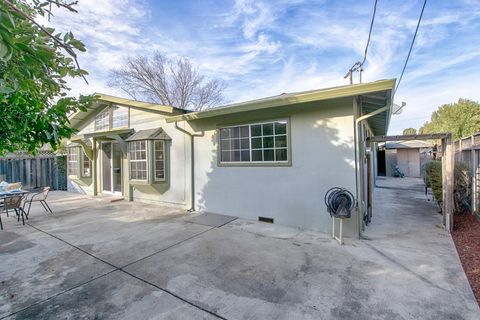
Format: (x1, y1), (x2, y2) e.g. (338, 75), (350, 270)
(0, 155), (67, 190)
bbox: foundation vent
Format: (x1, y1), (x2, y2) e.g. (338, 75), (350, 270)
(258, 216), (274, 223)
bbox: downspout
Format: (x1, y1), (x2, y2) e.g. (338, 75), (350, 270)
(174, 121), (204, 212)
(354, 102), (390, 239)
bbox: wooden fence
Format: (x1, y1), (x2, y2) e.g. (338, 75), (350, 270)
(454, 133), (480, 214)
(0, 150), (67, 190)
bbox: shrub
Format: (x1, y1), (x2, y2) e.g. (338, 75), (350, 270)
(425, 160), (471, 214)
(455, 161), (471, 214)
(426, 161), (443, 205)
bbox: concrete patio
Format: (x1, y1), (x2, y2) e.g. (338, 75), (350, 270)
(0, 178), (479, 319)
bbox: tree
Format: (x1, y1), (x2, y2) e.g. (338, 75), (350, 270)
(0, 0), (94, 154)
(402, 128), (417, 135)
(109, 52), (226, 111)
(419, 99), (480, 139)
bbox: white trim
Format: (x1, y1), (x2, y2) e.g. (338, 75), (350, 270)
(153, 140), (166, 181)
(218, 119), (289, 164)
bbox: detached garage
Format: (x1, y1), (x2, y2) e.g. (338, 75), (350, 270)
(378, 140), (434, 177)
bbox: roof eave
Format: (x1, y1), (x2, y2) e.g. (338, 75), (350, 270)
(68, 93), (187, 130)
(165, 79), (395, 123)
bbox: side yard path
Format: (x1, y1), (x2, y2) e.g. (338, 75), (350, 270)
(453, 213), (480, 304)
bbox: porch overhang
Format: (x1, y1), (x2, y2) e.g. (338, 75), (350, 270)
(70, 128), (134, 155)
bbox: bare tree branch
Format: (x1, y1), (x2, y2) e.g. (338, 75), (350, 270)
(109, 52), (226, 110)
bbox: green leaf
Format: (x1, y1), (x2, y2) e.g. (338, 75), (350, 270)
(0, 41), (9, 58)
(59, 67), (67, 77)
(0, 85), (14, 94)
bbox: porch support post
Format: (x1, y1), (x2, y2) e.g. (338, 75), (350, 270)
(92, 138), (98, 196)
(443, 135), (454, 232)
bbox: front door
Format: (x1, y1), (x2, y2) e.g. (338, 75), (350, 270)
(101, 142), (122, 194)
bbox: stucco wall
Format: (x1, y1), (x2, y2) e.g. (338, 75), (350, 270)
(128, 108), (190, 207)
(67, 105), (190, 208)
(192, 104), (357, 235)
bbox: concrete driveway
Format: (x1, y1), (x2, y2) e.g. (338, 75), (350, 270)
(1, 179), (479, 320)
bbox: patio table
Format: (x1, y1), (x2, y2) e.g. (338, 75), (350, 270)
(0, 189), (30, 199)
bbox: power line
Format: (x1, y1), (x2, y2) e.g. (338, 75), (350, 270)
(344, 0), (378, 84)
(394, 0), (428, 95)
(360, 0), (378, 67)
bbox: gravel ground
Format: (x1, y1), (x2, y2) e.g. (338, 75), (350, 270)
(453, 213), (480, 305)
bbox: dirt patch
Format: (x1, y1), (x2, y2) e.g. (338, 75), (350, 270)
(452, 213), (480, 305)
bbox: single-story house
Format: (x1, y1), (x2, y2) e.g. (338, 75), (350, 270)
(66, 79), (395, 238)
(377, 140), (434, 177)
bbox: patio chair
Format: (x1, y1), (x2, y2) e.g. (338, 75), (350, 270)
(2, 195), (27, 227)
(1, 182), (22, 217)
(24, 187), (52, 217)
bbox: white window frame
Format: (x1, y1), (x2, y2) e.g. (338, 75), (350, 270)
(128, 140), (148, 181)
(153, 140), (166, 181)
(111, 105), (129, 129)
(67, 147), (79, 177)
(94, 108), (110, 131)
(218, 119), (290, 165)
(95, 105), (129, 132)
(81, 151), (91, 178)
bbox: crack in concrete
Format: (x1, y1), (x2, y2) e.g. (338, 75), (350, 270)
(2, 222), (225, 320)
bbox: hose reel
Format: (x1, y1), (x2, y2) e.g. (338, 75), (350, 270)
(324, 187), (355, 219)
(325, 187), (356, 245)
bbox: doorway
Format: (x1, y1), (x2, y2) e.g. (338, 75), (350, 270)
(377, 149), (386, 176)
(101, 141), (122, 194)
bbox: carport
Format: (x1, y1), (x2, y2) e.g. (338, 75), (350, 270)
(367, 133), (454, 231)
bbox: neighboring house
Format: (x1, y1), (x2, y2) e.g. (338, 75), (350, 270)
(377, 140), (434, 177)
(66, 79), (395, 238)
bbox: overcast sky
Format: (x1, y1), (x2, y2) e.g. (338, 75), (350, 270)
(46, 0), (480, 134)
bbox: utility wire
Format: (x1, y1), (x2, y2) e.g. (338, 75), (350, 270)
(395, 0), (428, 95)
(344, 0), (378, 82)
(360, 0), (378, 67)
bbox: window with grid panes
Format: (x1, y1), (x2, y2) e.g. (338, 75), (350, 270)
(67, 147), (79, 176)
(129, 141), (147, 180)
(219, 120), (288, 163)
(111, 106), (128, 128)
(94, 108), (110, 131)
(154, 140), (165, 180)
(82, 151), (91, 177)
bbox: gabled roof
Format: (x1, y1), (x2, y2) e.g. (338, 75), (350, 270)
(125, 128), (172, 141)
(69, 93), (186, 129)
(165, 79), (395, 129)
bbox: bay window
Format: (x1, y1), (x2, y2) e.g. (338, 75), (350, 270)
(154, 140), (165, 181)
(129, 141), (147, 181)
(126, 128), (170, 183)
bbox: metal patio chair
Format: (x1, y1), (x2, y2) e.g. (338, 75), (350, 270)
(2, 182), (22, 217)
(24, 187), (52, 217)
(2, 195), (27, 228)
